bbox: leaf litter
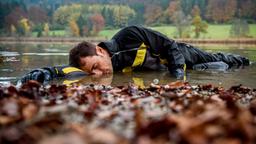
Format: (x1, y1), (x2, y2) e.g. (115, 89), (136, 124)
(0, 80), (256, 144)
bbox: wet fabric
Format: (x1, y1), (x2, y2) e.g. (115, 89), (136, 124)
(18, 65), (87, 85)
(177, 42), (250, 69)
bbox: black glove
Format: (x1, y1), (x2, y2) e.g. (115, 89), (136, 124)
(20, 68), (53, 84)
(168, 64), (185, 79)
(170, 68), (184, 79)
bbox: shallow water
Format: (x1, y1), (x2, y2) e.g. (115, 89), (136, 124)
(0, 43), (256, 88)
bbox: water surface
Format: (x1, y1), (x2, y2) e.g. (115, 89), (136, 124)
(0, 43), (255, 88)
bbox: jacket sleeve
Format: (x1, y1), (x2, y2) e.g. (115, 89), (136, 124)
(130, 26), (185, 78)
(19, 66), (60, 84)
(19, 66), (88, 85)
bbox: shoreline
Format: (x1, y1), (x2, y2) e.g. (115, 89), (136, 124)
(0, 37), (256, 45)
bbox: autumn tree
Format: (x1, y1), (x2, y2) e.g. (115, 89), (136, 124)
(180, 0), (207, 17)
(0, 1), (26, 30)
(89, 13), (105, 36)
(238, 0), (256, 20)
(69, 20), (80, 37)
(17, 18), (31, 36)
(166, 0), (180, 23)
(10, 24), (17, 36)
(53, 4), (82, 26)
(5, 7), (27, 33)
(28, 6), (48, 25)
(43, 23), (49, 36)
(144, 4), (163, 25)
(191, 5), (208, 38)
(112, 5), (136, 27)
(166, 0), (191, 38)
(206, 0), (237, 23)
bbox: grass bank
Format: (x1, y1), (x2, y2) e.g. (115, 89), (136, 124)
(99, 24), (256, 39)
(30, 24), (256, 39)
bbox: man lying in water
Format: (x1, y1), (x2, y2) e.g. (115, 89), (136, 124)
(20, 25), (250, 84)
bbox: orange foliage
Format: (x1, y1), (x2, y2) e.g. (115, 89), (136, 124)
(89, 13), (105, 35)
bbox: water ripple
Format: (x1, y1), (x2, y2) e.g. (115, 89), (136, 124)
(0, 51), (20, 56)
(23, 53), (68, 56)
(0, 77), (17, 80)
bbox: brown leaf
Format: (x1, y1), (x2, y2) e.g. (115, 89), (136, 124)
(22, 103), (38, 120)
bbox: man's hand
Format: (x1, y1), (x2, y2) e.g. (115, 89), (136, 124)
(20, 69), (52, 84)
(170, 68), (184, 79)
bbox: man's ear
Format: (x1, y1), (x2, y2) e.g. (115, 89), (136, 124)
(96, 46), (107, 57)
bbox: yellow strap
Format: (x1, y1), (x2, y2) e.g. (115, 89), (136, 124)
(62, 67), (83, 74)
(183, 64), (186, 81)
(63, 79), (80, 86)
(132, 43), (147, 67)
(160, 58), (168, 64)
(122, 43), (147, 73)
(122, 67), (133, 73)
(55, 68), (59, 74)
(132, 77), (145, 89)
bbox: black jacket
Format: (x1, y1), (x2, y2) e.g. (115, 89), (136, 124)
(98, 26), (249, 78)
(98, 26), (186, 77)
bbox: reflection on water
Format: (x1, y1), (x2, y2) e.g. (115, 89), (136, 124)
(0, 43), (256, 88)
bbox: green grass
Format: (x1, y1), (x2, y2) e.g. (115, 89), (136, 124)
(32, 30), (66, 37)
(99, 24), (256, 39)
(32, 24), (256, 39)
(204, 25), (231, 39)
(98, 29), (120, 39)
(250, 24), (256, 37)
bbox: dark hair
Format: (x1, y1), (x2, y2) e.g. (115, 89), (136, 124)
(69, 41), (97, 68)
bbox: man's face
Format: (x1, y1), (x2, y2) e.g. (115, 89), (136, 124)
(79, 46), (113, 76)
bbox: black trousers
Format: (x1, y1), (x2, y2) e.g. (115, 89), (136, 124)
(177, 43), (250, 69)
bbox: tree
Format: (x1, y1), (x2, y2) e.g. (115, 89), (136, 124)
(89, 13), (105, 35)
(173, 10), (192, 38)
(239, 0), (256, 19)
(180, 0), (207, 18)
(166, 0), (191, 38)
(191, 5), (208, 38)
(17, 18), (31, 36)
(43, 23), (49, 36)
(53, 4), (82, 26)
(144, 4), (163, 25)
(77, 14), (89, 36)
(28, 6), (48, 25)
(0, 0), (26, 30)
(230, 19), (250, 38)
(10, 24), (16, 36)
(5, 7), (27, 30)
(206, 0), (237, 23)
(129, 3), (145, 25)
(112, 5), (136, 27)
(191, 4), (200, 17)
(166, 0), (180, 23)
(101, 6), (116, 28)
(69, 20), (80, 37)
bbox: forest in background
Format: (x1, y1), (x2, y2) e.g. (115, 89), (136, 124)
(0, 0), (256, 38)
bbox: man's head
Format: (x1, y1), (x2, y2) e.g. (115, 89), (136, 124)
(69, 41), (113, 76)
